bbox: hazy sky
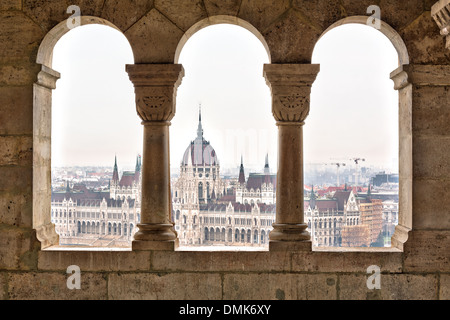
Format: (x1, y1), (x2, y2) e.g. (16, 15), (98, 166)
(52, 22), (398, 173)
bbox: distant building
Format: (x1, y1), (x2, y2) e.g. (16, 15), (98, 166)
(305, 186), (389, 247)
(51, 156), (142, 247)
(371, 172), (399, 187)
(171, 107), (276, 246)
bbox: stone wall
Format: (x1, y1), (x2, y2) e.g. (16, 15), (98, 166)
(0, 0), (449, 300)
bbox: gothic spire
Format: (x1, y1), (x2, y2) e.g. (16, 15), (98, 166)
(197, 104), (203, 139)
(112, 155), (119, 183)
(264, 153), (270, 175)
(310, 184), (316, 209)
(238, 155), (246, 184)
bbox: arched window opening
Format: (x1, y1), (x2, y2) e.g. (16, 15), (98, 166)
(45, 22), (137, 249)
(171, 23), (273, 249)
(307, 23), (401, 249)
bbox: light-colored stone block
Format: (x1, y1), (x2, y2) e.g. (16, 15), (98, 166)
(413, 136), (450, 179)
(0, 86), (33, 135)
(204, 0), (241, 16)
(125, 8), (184, 63)
(238, 0), (290, 33)
(108, 272), (222, 299)
(155, 0), (207, 32)
(0, 136), (32, 166)
(404, 230), (450, 272)
(0, 166), (32, 193)
(7, 272), (107, 300)
(101, 0), (154, 32)
(339, 273), (438, 300)
(38, 251), (151, 272)
(152, 251), (289, 272)
(412, 86), (450, 136)
(292, 250), (403, 273)
(0, 191), (32, 227)
(440, 274), (450, 300)
(412, 180), (450, 230)
(263, 9), (320, 63)
(0, 226), (38, 270)
(223, 273), (337, 300)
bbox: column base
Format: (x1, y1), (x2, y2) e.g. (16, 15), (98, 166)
(269, 240), (312, 252)
(132, 223), (178, 251)
(132, 238), (179, 251)
(269, 223), (310, 241)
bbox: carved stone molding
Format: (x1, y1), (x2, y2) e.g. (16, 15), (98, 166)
(391, 64), (450, 88)
(126, 64), (185, 122)
(432, 0), (450, 49)
(35, 222), (60, 249)
(36, 65), (60, 90)
(390, 66), (410, 90)
(263, 64), (320, 122)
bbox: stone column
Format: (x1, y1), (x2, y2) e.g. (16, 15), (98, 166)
(126, 64), (184, 251)
(263, 64), (320, 251)
(34, 65), (61, 249)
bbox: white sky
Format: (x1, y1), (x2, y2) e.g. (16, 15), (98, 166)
(51, 23), (398, 173)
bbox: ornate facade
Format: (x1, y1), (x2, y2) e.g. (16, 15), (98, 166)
(172, 109), (275, 246)
(305, 187), (388, 247)
(51, 156), (141, 247)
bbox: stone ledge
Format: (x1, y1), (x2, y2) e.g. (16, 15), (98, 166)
(35, 247), (405, 274)
(38, 250), (151, 272)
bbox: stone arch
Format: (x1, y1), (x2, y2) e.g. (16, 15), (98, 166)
(174, 15), (271, 64)
(33, 16), (135, 249)
(313, 17), (412, 250)
(37, 16), (125, 68)
(316, 16), (409, 65)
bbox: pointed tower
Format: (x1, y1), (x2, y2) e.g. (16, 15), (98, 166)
(135, 154), (142, 173)
(310, 185), (316, 209)
(110, 155), (119, 200)
(263, 153), (271, 186)
(197, 104), (203, 140)
(112, 155), (119, 183)
(264, 153), (270, 175)
(238, 155), (246, 185)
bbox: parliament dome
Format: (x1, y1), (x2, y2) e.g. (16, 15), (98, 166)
(181, 107), (218, 167)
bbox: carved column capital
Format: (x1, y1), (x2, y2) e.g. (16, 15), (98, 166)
(263, 64), (320, 123)
(432, 0), (450, 49)
(126, 64), (185, 122)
